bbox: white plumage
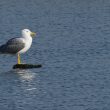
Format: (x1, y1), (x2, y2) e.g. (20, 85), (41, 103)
(18, 29), (33, 54)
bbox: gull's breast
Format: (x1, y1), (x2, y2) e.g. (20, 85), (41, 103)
(18, 37), (32, 54)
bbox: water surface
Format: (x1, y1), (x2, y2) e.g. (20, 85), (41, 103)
(0, 0), (110, 110)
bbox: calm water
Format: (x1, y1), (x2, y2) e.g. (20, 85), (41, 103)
(0, 0), (110, 110)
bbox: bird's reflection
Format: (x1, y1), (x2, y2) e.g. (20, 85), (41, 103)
(10, 69), (39, 91)
(12, 69), (36, 81)
(0, 69), (40, 92)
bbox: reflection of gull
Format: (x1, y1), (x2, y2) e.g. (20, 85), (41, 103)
(14, 69), (36, 81)
(26, 88), (37, 91)
(0, 29), (36, 64)
(17, 70), (39, 91)
(14, 69), (38, 91)
(1, 69), (39, 92)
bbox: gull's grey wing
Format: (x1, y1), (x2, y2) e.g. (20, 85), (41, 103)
(0, 38), (25, 54)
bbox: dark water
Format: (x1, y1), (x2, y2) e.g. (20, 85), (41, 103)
(0, 0), (110, 110)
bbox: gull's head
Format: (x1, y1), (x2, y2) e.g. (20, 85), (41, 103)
(22, 29), (36, 38)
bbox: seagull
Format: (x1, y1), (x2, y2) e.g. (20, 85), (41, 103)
(0, 29), (36, 64)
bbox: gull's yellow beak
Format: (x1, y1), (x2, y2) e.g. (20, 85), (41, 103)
(30, 32), (36, 37)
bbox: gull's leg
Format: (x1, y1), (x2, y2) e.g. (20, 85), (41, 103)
(17, 53), (21, 64)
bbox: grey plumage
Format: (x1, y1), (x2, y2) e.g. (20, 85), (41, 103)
(0, 38), (25, 54)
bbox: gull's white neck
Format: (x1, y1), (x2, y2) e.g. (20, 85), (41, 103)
(19, 34), (32, 54)
(22, 34), (31, 39)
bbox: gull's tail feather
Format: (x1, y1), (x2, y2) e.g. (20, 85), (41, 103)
(0, 43), (24, 54)
(0, 44), (8, 54)
(0, 44), (16, 54)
